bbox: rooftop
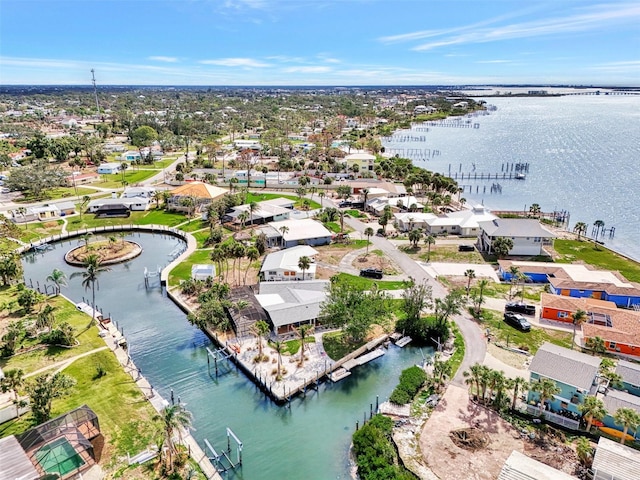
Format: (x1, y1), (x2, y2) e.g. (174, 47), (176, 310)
(256, 280), (329, 328)
(261, 245), (319, 273)
(603, 389), (640, 417)
(592, 437), (640, 480)
(616, 360), (640, 387)
(498, 450), (578, 480)
(478, 218), (556, 238)
(268, 218), (332, 242)
(529, 342), (600, 391)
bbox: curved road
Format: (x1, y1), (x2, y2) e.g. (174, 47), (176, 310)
(344, 216), (486, 385)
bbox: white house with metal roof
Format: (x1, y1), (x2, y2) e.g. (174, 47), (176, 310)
(267, 218), (332, 248)
(477, 218), (555, 256)
(255, 280), (329, 333)
(260, 245), (318, 281)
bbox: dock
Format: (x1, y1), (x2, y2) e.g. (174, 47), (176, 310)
(395, 336), (412, 348)
(329, 368), (352, 382)
(342, 348), (386, 370)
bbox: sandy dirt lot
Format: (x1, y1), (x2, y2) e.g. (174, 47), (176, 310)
(420, 385), (524, 480)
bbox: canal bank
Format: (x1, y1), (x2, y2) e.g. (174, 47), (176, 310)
(22, 232), (429, 479)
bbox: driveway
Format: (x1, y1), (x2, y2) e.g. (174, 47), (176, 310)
(345, 216), (486, 384)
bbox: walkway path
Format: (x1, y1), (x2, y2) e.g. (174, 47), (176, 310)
(344, 216), (487, 386)
(24, 346), (109, 378)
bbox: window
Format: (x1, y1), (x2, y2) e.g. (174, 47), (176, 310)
(268, 271), (276, 276)
(558, 312), (568, 318)
(609, 342), (616, 349)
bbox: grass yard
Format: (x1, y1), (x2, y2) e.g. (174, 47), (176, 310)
(325, 239), (370, 249)
(322, 331), (365, 361)
(15, 187), (97, 203)
(245, 191), (322, 210)
(192, 230), (211, 248)
(0, 294), (106, 374)
(469, 281), (542, 302)
(554, 239), (640, 282)
(94, 169), (159, 188)
(17, 220), (65, 243)
(178, 219), (208, 233)
(168, 249), (213, 285)
(401, 244), (486, 264)
(332, 272), (409, 291)
(481, 309), (572, 354)
(345, 209), (366, 218)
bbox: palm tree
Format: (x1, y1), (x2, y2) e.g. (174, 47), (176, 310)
(529, 203), (541, 217)
(272, 340), (285, 380)
(338, 210), (346, 233)
(294, 323), (314, 367)
(70, 254), (111, 327)
(571, 309), (588, 350)
(244, 246), (260, 285)
(247, 201), (260, 225)
(279, 225), (289, 247)
(364, 227), (374, 255)
(251, 320), (271, 360)
(464, 269), (476, 299)
(46, 268), (67, 295)
(318, 191), (325, 207)
(530, 377), (560, 416)
(408, 228), (422, 248)
(478, 365), (492, 404)
(432, 356), (452, 392)
(579, 396), (607, 433)
(154, 404), (193, 469)
(510, 376), (528, 411)
(573, 221), (587, 240)
(237, 211), (249, 230)
(585, 336), (606, 355)
(575, 437), (594, 468)
(593, 220), (605, 239)
(0, 368), (25, 417)
(613, 407), (640, 445)
(79, 195), (91, 222)
(491, 237), (513, 258)
(424, 235), (435, 262)
(463, 363), (483, 401)
(298, 256), (311, 280)
(474, 278), (489, 316)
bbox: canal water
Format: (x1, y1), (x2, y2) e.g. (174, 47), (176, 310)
(382, 95), (640, 262)
(22, 233), (428, 479)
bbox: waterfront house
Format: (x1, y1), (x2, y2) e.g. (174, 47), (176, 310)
(167, 181), (227, 213)
(366, 196), (423, 215)
(591, 437), (640, 480)
(224, 197), (294, 225)
(477, 218), (555, 256)
(394, 212), (437, 232)
(601, 389), (640, 438)
(548, 272), (640, 308)
(267, 218), (333, 248)
(526, 343), (600, 428)
(87, 197), (150, 213)
(121, 186), (156, 199)
(343, 153), (376, 173)
(260, 245), (318, 281)
(423, 204), (497, 236)
(255, 280), (329, 334)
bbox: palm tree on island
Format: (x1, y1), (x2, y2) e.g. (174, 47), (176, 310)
(71, 254), (111, 327)
(364, 227), (374, 256)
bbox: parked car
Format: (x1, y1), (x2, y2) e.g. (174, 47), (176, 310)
(505, 302), (536, 315)
(458, 244), (475, 252)
(504, 312), (531, 332)
(360, 268), (383, 279)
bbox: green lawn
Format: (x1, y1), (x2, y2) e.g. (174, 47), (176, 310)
(325, 239), (370, 249)
(134, 209), (187, 227)
(324, 222), (342, 233)
(345, 209), (366, 218)
(168, 249), (213, 285)
(401, 244), (486, 264)
(469, 281), (543, 302)
(15, 187), (96, 203)
(554, 239), (640, 282)
(94, 170), (159, 188)
(482, 309), (572, 354)
(322, 331), (366, 361)
(0, 294), (106, 375)
(245, 191), (322, 210)
(17, 220), (65, 243)
(332, 273), (409, 291)
(192, 230), (211, 248)
(178, 219), (208, 233)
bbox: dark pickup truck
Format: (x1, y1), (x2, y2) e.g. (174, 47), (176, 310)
(505, 302), (536, 315)
(360, 268), (383, 279)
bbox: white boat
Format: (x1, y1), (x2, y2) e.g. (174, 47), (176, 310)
(515, 173), (526, 180)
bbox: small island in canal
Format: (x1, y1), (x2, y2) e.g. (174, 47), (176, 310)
(64, 238), (143, 266)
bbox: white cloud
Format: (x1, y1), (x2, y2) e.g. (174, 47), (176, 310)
(411, 3), (640, 51)
(199, 57), (270, 68)
(148, 56), (178, 63)
(475, 60), (512, 64)
(283, 66), (332, 73)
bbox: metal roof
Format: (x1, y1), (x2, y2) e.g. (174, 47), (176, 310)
(617, 360), (640, 387)
(478, 218), (556, 238)
(0, 436), (39, 480)
(498, 450), (578, 480)
(592, 437), (640, 480)
(529, 343), (600, 391)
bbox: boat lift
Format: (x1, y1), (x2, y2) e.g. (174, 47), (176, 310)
(143, 266), (162, 288)
(206, 346), (235, 377)
(203, 428), (243, 473)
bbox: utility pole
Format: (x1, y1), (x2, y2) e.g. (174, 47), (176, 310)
(91, 69), (100, 116)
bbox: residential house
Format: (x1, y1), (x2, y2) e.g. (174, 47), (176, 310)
(601, 390), (640, 438)
(260, 245), (318, 281)
(267, 219), (332, 248)
(344, 153), (376, 173)
(477, 218), (555, 256)
(224, 198), (294, 225)
(582, 309), (640, 358)
(97, 162), (122, 175)
(65, 172), (100, 186)
(394, 212), (437, 232)
(615, 360), (640, 397)
(366, 196), (423, 216)
(539, 292), (617, 324)
(0, 436), (39, 480)
(548, 269), (640, 308)
(87, 197), (150, 213)
(121, 186), (156, 199)
(498, 450), (578, 480)
(121, 150), (141, 162)
(591, 437), (640, 480)
(527, 342), (601, 428)
(255, 280), (329, 334)
(191, 264), (216, 281)
(425, 205), (497, 237)
(167, 181), (227, 213)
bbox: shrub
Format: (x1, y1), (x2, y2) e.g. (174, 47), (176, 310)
(389, 365), (427, 405)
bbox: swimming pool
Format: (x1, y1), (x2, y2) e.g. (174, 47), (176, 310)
(35, 437), (85, 477)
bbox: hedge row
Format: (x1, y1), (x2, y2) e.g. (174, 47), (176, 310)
(389, 366), (427, 405)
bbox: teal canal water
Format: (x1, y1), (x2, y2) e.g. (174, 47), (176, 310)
(22, 233), (428, 479)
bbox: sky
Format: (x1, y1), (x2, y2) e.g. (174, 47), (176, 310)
(1, 0), (639, 86)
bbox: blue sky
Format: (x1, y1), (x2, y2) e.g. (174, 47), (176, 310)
(1, 0), (638, 86)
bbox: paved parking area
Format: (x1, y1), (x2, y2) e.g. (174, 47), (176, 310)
(418, 262), (500, 282)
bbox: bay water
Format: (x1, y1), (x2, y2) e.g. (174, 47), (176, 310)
(383, 95), (640, 262)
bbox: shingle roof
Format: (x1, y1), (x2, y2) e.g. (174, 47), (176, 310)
(616, 360), (640, 387)
(592, 437), (640, 480)
(540, 292), (618, 312)
(528, 343), (600, 391)
(582, 310), (640, 349)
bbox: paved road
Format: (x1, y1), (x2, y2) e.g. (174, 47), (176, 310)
(344, 216), (486, 385)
